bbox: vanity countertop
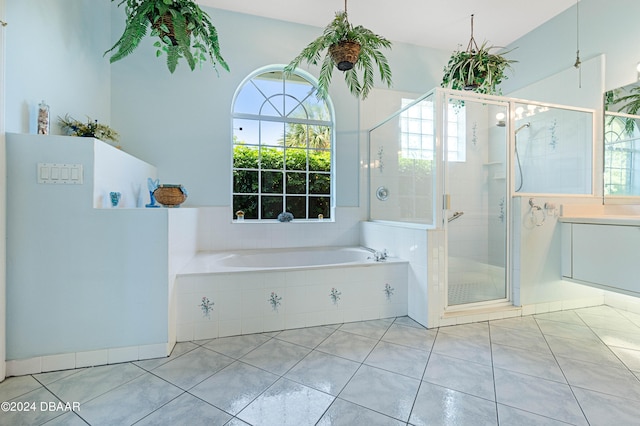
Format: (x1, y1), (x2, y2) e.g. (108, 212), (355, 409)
(559, 203), (640, 226)
(559, 215), (640, 226)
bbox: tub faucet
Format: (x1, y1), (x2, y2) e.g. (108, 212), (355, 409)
(365, 247), (388, 262)
(379, 249), (389, 261)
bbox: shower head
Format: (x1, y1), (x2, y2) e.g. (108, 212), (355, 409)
(515, 122), (531, 134)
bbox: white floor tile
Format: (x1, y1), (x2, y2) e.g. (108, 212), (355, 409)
(573, 386), (640, 425)
(190, 361), (278, 415)
(237, 378), (333, 426)
(8, 307), (640, 426)
(285, 351), (359, 396)
(317, 398), (405, 425)
(339, 364), (420, 422)
(79, 373), (182, 425)
(152, 347), (234, 390)
(494, 368), (587, 425)
(410, 382), (497, 426)
(423, 353), (495, 401)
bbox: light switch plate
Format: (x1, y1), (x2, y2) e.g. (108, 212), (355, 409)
(37, 163), (83, 184)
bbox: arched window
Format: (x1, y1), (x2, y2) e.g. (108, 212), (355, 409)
(231, 65), (334, 221)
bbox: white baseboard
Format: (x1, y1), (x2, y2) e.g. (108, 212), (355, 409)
(6, 341), (174, 377)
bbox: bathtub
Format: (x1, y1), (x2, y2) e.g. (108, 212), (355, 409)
(179, 246), (385, 273)
(175, 246), (409, 341)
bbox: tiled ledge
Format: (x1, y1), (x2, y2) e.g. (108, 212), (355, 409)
(6, 342), (173, 377)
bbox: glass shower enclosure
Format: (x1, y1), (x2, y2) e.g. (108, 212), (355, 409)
(368, 88), (595, 311)
(368, 88), (511, 308)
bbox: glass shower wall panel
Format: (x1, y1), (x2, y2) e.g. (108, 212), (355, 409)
(368, 92), (436, 225)
(512, 102), (593, 194)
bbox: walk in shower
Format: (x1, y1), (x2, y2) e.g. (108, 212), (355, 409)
(368, 88), (594, 310)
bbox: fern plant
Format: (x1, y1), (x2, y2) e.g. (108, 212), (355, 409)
(441, 41), (516, 95)
(105, 0), (229, 74)
(284, 10), (392, 100)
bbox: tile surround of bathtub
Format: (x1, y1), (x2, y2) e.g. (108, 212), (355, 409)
(176, 263), (408, 341)
(196, 206), (363, 251)
(360, 220), (431, 327)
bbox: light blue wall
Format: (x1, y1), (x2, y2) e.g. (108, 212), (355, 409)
(6, 134), (169, 360)
(6, 1), (640, 207)
(1, 1), (450, 207)
(108, 5), (449, 207)
(502, 0), (640, 95)
(5, 0), (111, 134)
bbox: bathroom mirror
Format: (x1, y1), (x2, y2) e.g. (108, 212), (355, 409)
(604, 81), (640, 198)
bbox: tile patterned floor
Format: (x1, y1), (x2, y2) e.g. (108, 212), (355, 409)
(3, 305), (640, 425)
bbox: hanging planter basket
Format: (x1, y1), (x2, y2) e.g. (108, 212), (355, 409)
(150, 13), (192, 46)
(106, 0), (229, 74)
(440, 14), (516, 95)
(462, 66), (488, 91)
(329, 40), (361, 71)
(283, 0), (392, 100)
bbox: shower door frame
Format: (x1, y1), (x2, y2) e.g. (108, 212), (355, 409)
(439, 90), (513, 312)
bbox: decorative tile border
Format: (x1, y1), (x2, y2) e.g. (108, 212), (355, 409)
(549, 118), (558, 150)
(176, 261), (409, 340)
(269, 292), (282, 311)
(384, 283), (394, 300)
(377, 146), (384, 173)
(329, 287), (342, 305)
(200, 296), (215, 319)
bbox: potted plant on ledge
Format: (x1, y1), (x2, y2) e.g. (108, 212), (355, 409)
(105, 0), (229, 74)
(284, 2), (392, 100)
(58, 115), (120, 147)
(441, 15), (516, 95)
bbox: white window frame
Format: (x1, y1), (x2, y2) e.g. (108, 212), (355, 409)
(231, 65), (335, 221)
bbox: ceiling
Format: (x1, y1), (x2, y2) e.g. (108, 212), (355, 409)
(198, 0), (577, 51)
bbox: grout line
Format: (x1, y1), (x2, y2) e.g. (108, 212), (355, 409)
(406, 325), (439, 424)
(488, 319), (500, 425)
(9, 308), (640, 425)
(534, 311), (590, 425)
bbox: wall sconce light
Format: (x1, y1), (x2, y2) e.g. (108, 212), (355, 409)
(515, 106), (525, 120)
(496, 112), (506, 127)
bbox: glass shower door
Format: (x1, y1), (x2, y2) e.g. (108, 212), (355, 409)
(443, 95), (509, 306)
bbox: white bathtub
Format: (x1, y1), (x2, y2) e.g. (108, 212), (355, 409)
(175, 246), (409, 340)
(180, 246), (382, 273)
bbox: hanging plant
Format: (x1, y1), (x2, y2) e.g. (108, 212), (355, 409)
(441, 15), (516, 95)
(105, 0), (229, 74)
(284, 2), (392, 100)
